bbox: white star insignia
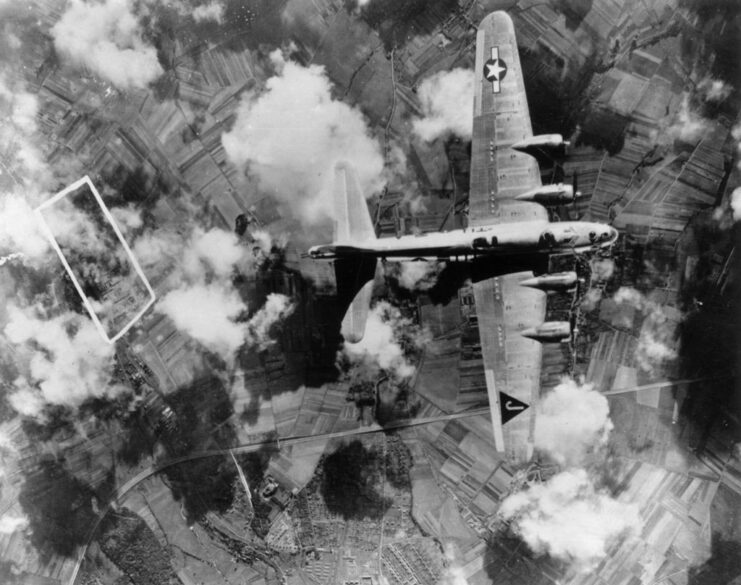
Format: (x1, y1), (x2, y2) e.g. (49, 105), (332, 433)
(485, 60), (506, 81)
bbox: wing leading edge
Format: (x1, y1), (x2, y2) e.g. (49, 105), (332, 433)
(470, 11), (546, 465)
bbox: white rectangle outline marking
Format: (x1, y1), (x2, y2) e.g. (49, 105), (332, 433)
(35, 175), (156, 344)
(485, 368), (505, 453)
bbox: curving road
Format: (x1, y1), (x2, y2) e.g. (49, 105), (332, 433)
(67, 406), (491, 585)
(69, 374), (723, 584)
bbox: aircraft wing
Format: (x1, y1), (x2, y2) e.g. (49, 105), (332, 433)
(469, 11), (547, 465)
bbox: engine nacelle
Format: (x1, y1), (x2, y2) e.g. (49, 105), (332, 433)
(514, 183), (578, 204)
(520, 321), (571, 342)
(520, 271), (578, 292)
(511, 134), (569, 155)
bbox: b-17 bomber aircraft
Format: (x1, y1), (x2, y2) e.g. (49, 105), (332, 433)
(308, 11), (618, 465)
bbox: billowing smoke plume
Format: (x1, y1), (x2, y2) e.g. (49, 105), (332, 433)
(340, 301), (426, 381)
(3, 304), (120, 418)
(413, 68), (474, 142)
(244, 293), (295, 350)
(499, 469), (640, 572)
(698, 77), (732, 103)
(666, 95), (710, 143)
(110, 204), (143, 235)
(613, 287), (678, 375)
(52, 0), (163, 90)
(388, 261), (444, 291)
(222, 50), (385, 226)
(534, 378), (613, 467)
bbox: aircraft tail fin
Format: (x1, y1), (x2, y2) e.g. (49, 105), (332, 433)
(333, 162), (376, 243)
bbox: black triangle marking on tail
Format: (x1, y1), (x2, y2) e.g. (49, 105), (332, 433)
(499, 392), (529, 424)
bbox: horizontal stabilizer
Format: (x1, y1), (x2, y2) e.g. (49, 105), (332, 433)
(335, 255), (379, 343)
(341, 279), (375, 343)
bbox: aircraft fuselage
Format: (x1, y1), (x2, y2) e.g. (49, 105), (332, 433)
(309, 219), (618, 261)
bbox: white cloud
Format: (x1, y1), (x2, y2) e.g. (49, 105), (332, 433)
(245, 293), (294, 350)
(52, 0), (163, 90)
(157, 281), (246, 358)
(0, 513), (28, 534)
(0, 74), (49, 184)
(667, 95), (709, 142)
(133, 228), (183, 271)
(193, 1), (225, 24)
(730, 187), (741, 222)
(499, 469), (640, 572)
(0, 75), (38, 135)
(698, 77), (731, 102)
(412, 68), (474, 142)
(732, 123), (741, 171)
(4, 305), (119, 417)
(0, 193), (50, 262)
(134, 225), (258, 285)
(613, 287), (679, 375)
(439, 543), (468, 585)
(341, 301), (425, 380)
(534, 378), (613, 467)
(222, 50), (385, 225)
(183, 227), (247, 280)
(110, 204), (143, 234)
(148, 226), (291, 358)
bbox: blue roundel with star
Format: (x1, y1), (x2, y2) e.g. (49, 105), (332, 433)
(484, 56), (508, 84)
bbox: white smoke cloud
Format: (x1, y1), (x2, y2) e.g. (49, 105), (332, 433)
(0, 75), (38, 135)
(144, 224), (290, 359)
(0, 513), (28, 534)
(499, 469), (640, 572)
(193, 1), (225, 23)
(667, 95), (709, 143)
(534, 379), (613, 467)
(133, 228), (183, 271)
(439, 543), (468, 585)
(157, 282), (246, 357)
(52, 0), (163, 90)
(612, 286), (642, 306)
(580, 288), (603, 312)
(730, 187), (741, 222)
(389, 261), (443, 291)
(341, 301), (425, 380)
(0, 193), (50, 262)
(110, 204), (143, 234)
(613, 287), (678, 375)
(3, 305), (119, 417)
(245, 293), (294, 350)
(222, 50), (385, 226)
(591, 258), (615, 281)
(0, 424), (16, 454)
(733, 123), (741, 171)
(698, 77), (731, 103)
(0, 74), (50, 185)
(412, 68), (474, 142)
(182, 227), (247, 280)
